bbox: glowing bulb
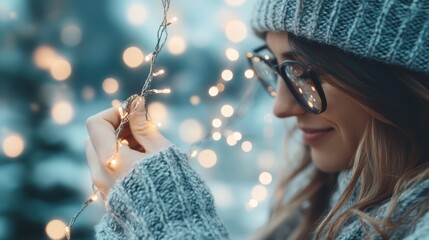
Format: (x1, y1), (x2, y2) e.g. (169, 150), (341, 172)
(153, 69), (165, 77)
(102, 77), (119, 94)
(109, 158), (118, 168)
(2, 134), (25, 158)
(90, 193), (98, 202)
(244, 69), (254, 79)
(198, 149), (217, 168)
(51, 101), (74, 125)
(212, 118), (222, 128)
(191, 150), (198, 158)
(123, 46), (144, 68)
(241, 141), (252, 152)
(145, 52), (154, 62)
(45, 219), (67, 240)
(208, 86), (219, 97)
(221, 69), (233, 81)
(168, 16), (178, 25)
(259, 172), (272, 185)
(50, 57), (72, 81)
(225, 20), (247, 43)
(225, 48), (239, 61)
(221, 104), (234, 118)
(152, 89), (171, 94)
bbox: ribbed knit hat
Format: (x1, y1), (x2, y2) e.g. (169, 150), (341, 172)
(251, 0), (429, 73)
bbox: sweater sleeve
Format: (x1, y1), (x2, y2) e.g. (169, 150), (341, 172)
(94, 145), (230, 240)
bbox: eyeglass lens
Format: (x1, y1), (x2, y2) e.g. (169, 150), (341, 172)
(249, 53), (323, 113)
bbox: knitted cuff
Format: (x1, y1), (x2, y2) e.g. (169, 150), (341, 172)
(100, 145), (229, 239)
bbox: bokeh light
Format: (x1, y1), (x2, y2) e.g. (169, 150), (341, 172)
(51, 101), (74, 125)
(208, 86), (219, 97)
(50, 57), (72, 81)
(225, 48), (239, 61)
(198, 149), (217, 168)
(102, 77), (119, 94)
(167, 36), (187, 55)
(148, 102), (169, 126)
(226, 134), (237, 146)
(244, 69), (254, 79)
(179, 119), (204, 143)
(61, 24), (82, 47)
(190, 95), (200, 105)
(212, 118), (222, 128)
(251, 185), (268, 201)
(45, 219), (67, 240)
(225, 20), (247, 43)
(233, 131), (242, 141)
(82, 86), (96, 101)
(221, 69), (233, 81)
(123, 46), (144, 68)
(221, 104), (234, 117)
(2, 133), (25, 158)
(127, 3), (147, 25)
(241, 140), (252, 152)
(259, 172), (272, 185)
(212, 131), (222, 141)
(216, 83), (225, 92)
(225, 0), (246, 6)
(33, 45), (57, 70)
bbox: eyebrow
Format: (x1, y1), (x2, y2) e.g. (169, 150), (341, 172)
(281, 51), (301, 61)
(265, 45), (300, 61)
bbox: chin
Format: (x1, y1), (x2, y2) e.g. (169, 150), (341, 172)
(311, 150), (350, 173)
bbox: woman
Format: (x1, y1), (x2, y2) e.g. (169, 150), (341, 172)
(86, 0), (429, 239)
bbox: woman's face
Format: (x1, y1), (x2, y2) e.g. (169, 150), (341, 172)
(266, 31), (371, 173)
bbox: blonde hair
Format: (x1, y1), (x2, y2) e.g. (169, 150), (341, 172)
(254, 34), (429, 239)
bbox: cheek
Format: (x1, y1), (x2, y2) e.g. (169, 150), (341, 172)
(311, 86), (370, 172)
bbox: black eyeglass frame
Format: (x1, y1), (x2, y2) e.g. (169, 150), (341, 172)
(246, 45), (327, 114)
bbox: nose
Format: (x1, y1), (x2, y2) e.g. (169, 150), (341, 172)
(273, 77), (306, 118)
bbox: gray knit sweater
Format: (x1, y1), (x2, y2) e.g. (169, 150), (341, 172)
(95, 146), (429, 239)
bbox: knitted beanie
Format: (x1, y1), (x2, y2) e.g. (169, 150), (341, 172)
(251, 0), (429, 73)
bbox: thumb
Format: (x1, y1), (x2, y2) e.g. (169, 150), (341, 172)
(128, 97), (171, 152)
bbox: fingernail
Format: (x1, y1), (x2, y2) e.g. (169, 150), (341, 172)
(136, 97), (145, 112)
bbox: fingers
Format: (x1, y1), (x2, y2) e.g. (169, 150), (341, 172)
(85, 139), (111, 195)
(128, 97), (171, 152)
(86, 107), (121, 164)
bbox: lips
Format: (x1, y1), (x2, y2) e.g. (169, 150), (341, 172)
(299, 127), (334, 144)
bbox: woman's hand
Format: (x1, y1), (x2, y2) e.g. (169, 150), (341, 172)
(85, 97), (172, 198)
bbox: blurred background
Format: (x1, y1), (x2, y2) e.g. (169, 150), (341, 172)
(0, 0), (292, 239)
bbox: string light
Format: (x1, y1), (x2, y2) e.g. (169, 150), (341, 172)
(153, 69), (165, 77)
(67, 0), (175, 238)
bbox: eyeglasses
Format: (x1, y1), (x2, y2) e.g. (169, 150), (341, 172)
(246, 45), (327, 114)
